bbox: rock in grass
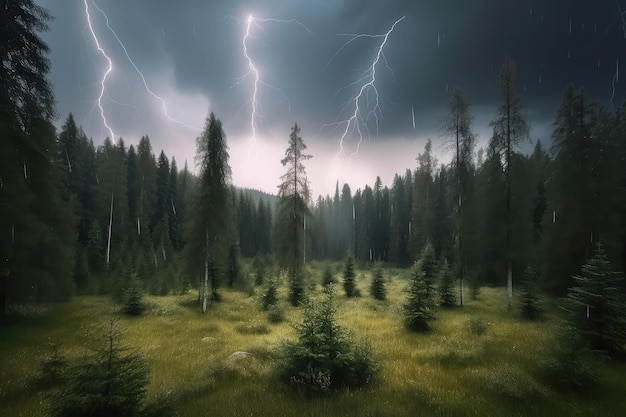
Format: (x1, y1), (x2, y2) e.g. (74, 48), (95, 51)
(227, 351), (252, 362)
(201, 337), (217, 344)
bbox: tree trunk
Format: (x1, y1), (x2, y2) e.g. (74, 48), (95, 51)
(507, 261), (513, 311)
(0, 276), (7, 325)
(202, 227), (209, 314)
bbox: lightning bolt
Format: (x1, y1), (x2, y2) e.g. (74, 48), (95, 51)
(231, 14), (312, 158)
(91, 1), (201, 132)
(323, 16), (405, 163)
(84, 0), (116, 140)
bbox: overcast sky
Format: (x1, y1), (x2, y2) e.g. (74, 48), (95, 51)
(38, 0), (626, 197)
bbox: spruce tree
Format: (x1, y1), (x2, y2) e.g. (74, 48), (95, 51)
(274, 123), (312, 306)
(48, 318), (173, 417)
(277, 285), (376, 392)
(185, 113), (231, 313)
(438, 259), (456, 307)
(489, 58), (530, 311)
(343, 251), (357, 297)
(519, 265), (542, 320)
(404, 260), (435, 331)
(322, 264), (335, 287)
(564, 242), (625, 356)
(369, 264), (386, 301)
(261, 278), (278, 310)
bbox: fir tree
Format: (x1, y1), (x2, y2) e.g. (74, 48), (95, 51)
(274, 123), (312, 306)
(185, 113), (231, 313)
(438, 259), (456, 307)
(322, 264), (335, 287)
(519, 265), (542, 320)
(343, 252), (357, 297)
(369, 264), (386, 301)
(48, 318), (173, 417)
(261, 278), (278, 310)
(564, 242), (626, 356)
(123, 273), (146, 316)
(404, 260), (435, 331)
(277, 285), (376, 392)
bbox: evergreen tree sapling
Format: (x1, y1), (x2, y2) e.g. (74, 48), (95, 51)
(277, 285), (376, 392)
(519, 265), (542, 320)
(48, 318), (173, 417)
(369, 264), (386, 301)
(404, 260), (436, 331)
(438, 259), (456, 307)
(343, 252), (357, 297)
(564, 242), (625, 356)
(262, 278), (278, 311)
(322, 264), (335, 287)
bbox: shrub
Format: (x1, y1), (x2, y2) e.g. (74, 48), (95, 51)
(467, 316), (488, 336)
(276, 285), (376, 393)
(267, 304), (285, 323)
(369, 264), (386, 301)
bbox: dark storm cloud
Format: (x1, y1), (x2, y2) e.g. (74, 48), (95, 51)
(37, 0), (626, 193)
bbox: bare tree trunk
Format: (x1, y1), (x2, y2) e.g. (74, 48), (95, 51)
(507, 261), (513, 311)
(202, 227), (209, 314)
(106, 187), (114, 266)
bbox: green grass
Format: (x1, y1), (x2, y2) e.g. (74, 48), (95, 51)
(1, 268), (626, 416)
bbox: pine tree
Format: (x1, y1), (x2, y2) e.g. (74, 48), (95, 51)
(1, 1), (75, 321)
(438, 259), (456, 307)
(123, 273), (146, 316)
(322, 264), (335, 287)
(343, 251), (357, 297)
(48, 318), (173, 417)
(519, 265), (542, 320)
(403, 260), (435, 331)
(185, 113), (232, 313)
(369, 264), (386, 301)
(277, 285), (376, 392)
(442, 88), (476, 305)
(261, 278), (278, 311)
(274, 123), (312, 306)
(489, 58), (530, 311)
(563, 242), (626, 356)
(226, 244), (241, 287)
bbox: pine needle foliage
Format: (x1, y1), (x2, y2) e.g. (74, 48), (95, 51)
(438, 259), (456, 307)
(343, 252), (357, 297)
(404, 260), (436, 331)
(277, 285), (376, 393)
(563, 242), (626, 356)
(369, 264), (386, 301)
(47, 318), (173, 417)
(519, 265), (542, 320)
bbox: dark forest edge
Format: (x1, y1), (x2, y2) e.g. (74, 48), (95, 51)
(1, 1), (625, 322)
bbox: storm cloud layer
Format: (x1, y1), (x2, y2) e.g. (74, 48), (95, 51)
(39, 0), (626, 196)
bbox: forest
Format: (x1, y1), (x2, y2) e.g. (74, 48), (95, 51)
(1, 2), (626, 417)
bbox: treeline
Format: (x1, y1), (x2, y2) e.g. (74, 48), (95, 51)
(58, 114), (276, 296)
(308, 84), (625, 296)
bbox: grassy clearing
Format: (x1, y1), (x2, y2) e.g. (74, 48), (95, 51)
(1, 267), (625, 416)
